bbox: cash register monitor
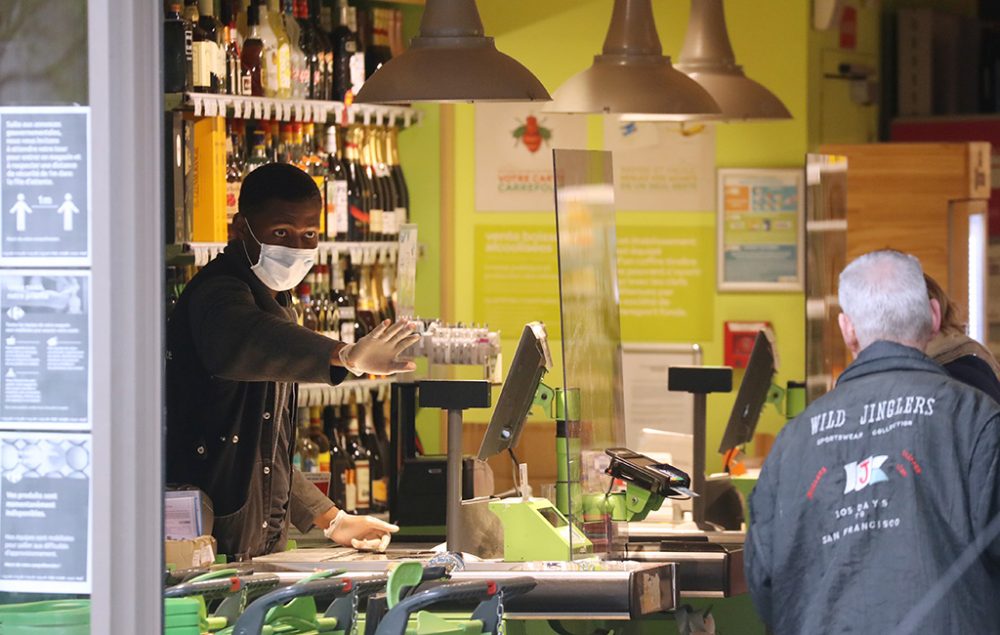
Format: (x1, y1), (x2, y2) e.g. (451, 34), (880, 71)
(477, 322), (553, 460)
(718, 331), (775, 454)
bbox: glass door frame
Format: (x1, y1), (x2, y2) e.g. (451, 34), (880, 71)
(88, 0), (163, 631)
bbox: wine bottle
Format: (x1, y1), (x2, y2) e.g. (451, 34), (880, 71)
(365, 394), (389, 512)
(164, 3), (192, 93)
(327, 405), (350, 510)
(339, 259), (366, 343)
(330, 0), (362, 101)
(325, 125), (349, 241)
(346, 400), (370, 514)
(241, 2), (267, 96)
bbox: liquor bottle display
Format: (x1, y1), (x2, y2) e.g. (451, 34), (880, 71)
(164, 1), (405, 100)
(165, 3), (415, 526)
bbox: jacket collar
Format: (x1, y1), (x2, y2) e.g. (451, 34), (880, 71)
(836, 340), (946, 387)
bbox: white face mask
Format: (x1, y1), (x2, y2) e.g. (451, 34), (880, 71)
(241, 218), (317, 292)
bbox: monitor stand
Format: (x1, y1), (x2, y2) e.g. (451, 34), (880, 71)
(667, 366), (733, 528)
(417, 380), (492, 551)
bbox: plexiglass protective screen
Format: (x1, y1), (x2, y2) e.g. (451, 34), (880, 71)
(552, 149), (625, 559)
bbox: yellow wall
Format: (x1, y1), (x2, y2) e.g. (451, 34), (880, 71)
(418, 0), (814, 472)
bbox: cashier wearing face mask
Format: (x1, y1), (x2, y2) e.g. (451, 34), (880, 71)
(166, 163), (419, 559)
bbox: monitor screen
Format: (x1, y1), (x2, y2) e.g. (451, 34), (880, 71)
(477, 322), (553, 460)
(718, 331), (776, 453)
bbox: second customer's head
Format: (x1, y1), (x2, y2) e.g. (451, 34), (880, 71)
(837, 250), (941, 355)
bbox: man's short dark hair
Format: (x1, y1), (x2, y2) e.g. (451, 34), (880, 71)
(239, 162), (321, 218)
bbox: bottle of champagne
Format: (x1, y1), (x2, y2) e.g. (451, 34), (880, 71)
(360, 127), (384, 242)
(373, 126), (399, 240)
(343, 126), (371, 242)
(346, 399), (370, 514)
(164, 3), (192, 93)
(386, 126), (409, 231)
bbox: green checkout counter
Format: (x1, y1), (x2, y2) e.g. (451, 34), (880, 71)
(234, 323), (770, 635)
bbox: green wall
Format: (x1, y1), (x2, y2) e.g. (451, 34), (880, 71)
(439, 0), (812, 471)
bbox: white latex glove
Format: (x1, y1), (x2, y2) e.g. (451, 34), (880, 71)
(323, 510), (399, 553)
(339, 319), (420, 376)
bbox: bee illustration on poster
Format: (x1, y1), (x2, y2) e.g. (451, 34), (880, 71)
(474, 103), (587, 212)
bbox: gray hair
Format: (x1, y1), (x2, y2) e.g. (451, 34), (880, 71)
(838, 250), (933, 349)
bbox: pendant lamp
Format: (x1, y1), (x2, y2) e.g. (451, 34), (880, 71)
(544, 0), (720, 119)
(674, 0), (791, 120)
(354, 0), (550, 104)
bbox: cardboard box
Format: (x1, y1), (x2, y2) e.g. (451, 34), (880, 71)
(192, 116), (228, 242)
(165, 535), (217, 570)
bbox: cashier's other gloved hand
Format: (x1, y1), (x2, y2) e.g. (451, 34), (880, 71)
(339, 319), (420, 376)
(323, 510), (399, 552)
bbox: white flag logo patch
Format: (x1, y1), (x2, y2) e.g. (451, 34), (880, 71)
(843, 455), (889, 494)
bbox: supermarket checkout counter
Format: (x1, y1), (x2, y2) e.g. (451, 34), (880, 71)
(247, 323), (753, 625)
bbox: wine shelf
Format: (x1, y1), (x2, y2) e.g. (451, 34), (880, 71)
(169, 241), (399, 267)
(172, 92), (422, 127)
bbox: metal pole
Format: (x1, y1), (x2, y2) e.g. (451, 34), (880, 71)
(692, 393), (707, 527)
(446, 408), (464, 550)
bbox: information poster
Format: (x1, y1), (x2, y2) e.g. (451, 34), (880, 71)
(0, 431), (91, 593)
(0, 271), (90, 430)
(475, 103), (587, 212)
(718, 169), (804, 291)
(617, 225), (714, 342)
(473, 225), (561, 339)
(0, 107), (90, 266)
(603, 119), (716, 212)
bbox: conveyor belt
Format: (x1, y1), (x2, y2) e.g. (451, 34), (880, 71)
(251, 550), (676, 620)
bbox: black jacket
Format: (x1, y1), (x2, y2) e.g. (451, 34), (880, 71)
(165, 242), (348, 516)
(747, 341), (1000, 634)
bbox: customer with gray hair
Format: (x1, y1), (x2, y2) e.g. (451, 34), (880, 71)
(837, 249), (937, 353)
(746, 249), (1000, 634)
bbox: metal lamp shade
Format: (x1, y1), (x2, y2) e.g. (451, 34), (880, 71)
(354, 0), (550, 103)
(674, 0), (791, 120)
(545, 0), (720, 119)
